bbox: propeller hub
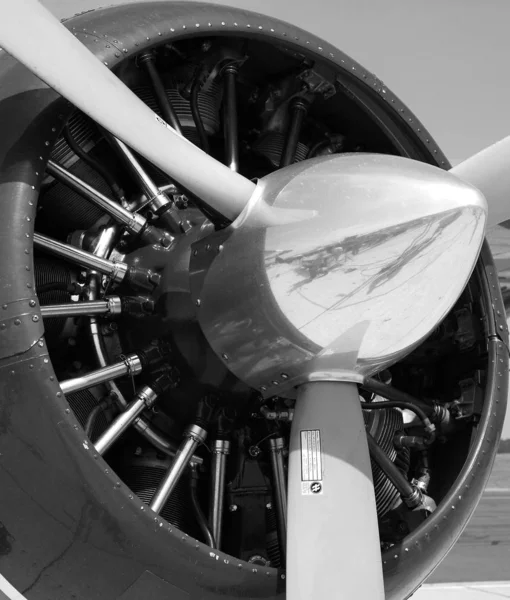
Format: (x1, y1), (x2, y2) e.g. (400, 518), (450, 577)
(192, 153), (487, 396)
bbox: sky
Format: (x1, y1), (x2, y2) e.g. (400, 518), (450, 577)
(41, 0), (510, 436)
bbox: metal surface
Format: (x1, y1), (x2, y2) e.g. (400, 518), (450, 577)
(34, 232), (128, 283)
(150, 424), (207, 514)
(60, 354), (142, 394)
(223, 66), (239, 172)
(209, 439), (230, 550)
(94, 385), (158, 454)
(41, 297), (122, 318)
(197, 153), (487, 396)
(287, 381), (384, 600)
(268, 437), (287, 562)
(46, 160), (147, 235)
(0, 0), (255, 221)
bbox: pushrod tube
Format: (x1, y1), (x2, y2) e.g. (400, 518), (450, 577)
(139, 52), (183, 135)
(41, 297), (122, 318)
(223, 66), (239, 172)
(46, 160), (146, 235)
(280, 99), (308, 168)
(34, 233), (128, 282)
(209, 439), (230, 549)
(268, 437), (287, 561)
(94, 385), (158, 455)
(0, 0), (255, 220)
(150, 424), (207, 513)
(60, 354), (142, 395)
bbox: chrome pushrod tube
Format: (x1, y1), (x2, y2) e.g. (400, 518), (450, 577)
(150, 424), (207, 513)
(209, 440), (230, 549)
(223, 66), (239, 172)
(94, 384), (158, 455)
(0, 0), (255, 221)
(60, 354), (142, 395)
(46, 160), (146, 236)
(109, 137), (185, 234)
(34, 233), (128, 283)
(268, 437), (287, 561)
(139, 52), (183, 136)
(41, 297), (122, 319)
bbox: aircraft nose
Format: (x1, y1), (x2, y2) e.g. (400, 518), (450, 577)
(194, 153), (487, 395)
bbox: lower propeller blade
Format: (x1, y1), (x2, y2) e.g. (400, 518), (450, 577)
(0, 0), (254, 220)
(287, 381), (384, 600)
(451, 135), (510, 228)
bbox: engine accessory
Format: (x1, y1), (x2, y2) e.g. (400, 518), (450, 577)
(209, 439), (230, 550)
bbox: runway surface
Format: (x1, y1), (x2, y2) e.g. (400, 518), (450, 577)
(429, 454), (510, 583)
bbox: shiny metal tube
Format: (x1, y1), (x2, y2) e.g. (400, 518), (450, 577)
(191, 464), (216, 548)
(209, 439), (230, 549)
(110, 137), (172, 213)
(139, 52), (182, 136)
(150, 424), (207, 513)
(46, 160), (146, 235)
(41, 297), (122, 318)
(60, 354), (142, 395)
(223, 66), (239, 172)
(109, 137), (183, 234)
(280, 99), (308, 168)
(268, 437), (287, 561)
(34, 232), (128, 283)
(94, 385), (158, 455)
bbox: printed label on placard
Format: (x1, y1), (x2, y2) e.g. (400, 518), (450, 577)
(300, 430), (323, 495)
(155, 114), (172, 130)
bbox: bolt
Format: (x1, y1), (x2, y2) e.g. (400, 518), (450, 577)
(29, 299), (36, 307)
(14, 319), (21, 326)
(160, 236), (171, 248)
(266, 502), (272, 510)
(229, 504), (238, 512)
(32, 315), (39, 322)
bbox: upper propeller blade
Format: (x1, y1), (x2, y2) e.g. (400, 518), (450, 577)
(0, 0), (254, 220)
(451, 135), (510, 228)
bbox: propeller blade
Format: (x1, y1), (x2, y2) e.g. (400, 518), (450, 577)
(0, 0), (254, 220)
(287, 381), (384, 600)
(450, 136), (510, 228)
